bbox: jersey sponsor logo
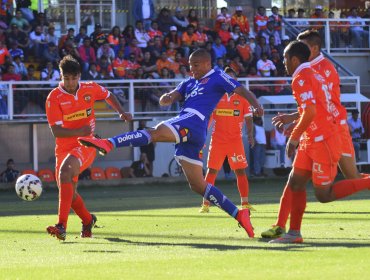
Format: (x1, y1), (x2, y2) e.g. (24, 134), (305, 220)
(313, 162), (324, 174)
(233, 110), (240, 116)
(314, 73), (325, 83)
(60, 101), (72, 106)
(300, 91), (313, 102)
(215, 109), (234, 116)
(233, 100), (240, 106)
(117, 131), (143, 143)
(208, 195), (221, 207)
(298, 79), (305, 86)
(231, 153), (246, 163)
(84, 94), (92, 103)
(184, 84), (205, 101)
(179, 128), (189, 142)
(63, 108), (92, 121)
(324, 70), (331, 77)
(200, 78), (210, 84)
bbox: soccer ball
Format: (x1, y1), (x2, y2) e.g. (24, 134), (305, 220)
(15, 174), (43, 201)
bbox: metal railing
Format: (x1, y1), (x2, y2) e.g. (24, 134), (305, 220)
(0, 76), (364, 120)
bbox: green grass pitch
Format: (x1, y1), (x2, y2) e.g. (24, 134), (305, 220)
(0, 178), (369, 280)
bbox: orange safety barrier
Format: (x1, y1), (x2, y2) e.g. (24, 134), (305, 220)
(105, 167), (122, 179)
(90, 167), (106, 180)
(37, 169), (56, 182)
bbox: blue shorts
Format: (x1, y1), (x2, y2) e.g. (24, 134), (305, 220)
(157, 111), (207, 166)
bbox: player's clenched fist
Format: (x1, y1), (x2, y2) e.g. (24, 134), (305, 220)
(159, 93), (172, 106)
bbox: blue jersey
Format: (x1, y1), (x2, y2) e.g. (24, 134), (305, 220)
(175, 69), (241, 123)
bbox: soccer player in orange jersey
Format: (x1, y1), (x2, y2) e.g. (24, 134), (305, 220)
(199, 67), (255, 213)
(45, 55), (132, 240)
(267, 41), (369, 243)
(261, 30), (368, 239)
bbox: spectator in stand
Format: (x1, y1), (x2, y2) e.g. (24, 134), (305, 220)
(348, 109), (365, 162)
(114, 37), (127, 57)
(7, 24), (29, 56)
(254, 6), (268, 34)
(195, 21), (208, 47)
(229, 55), (247, 76)
(3, 64), (21, 82)
(268, 36), (283, 57)
(0, 26), (7, 45)
(231, 6), (250, 35)
(363, 7), (370, 32)
(17, 0), (33, 22)
(140, 50), (157, 75)
(125, 38), (143, 62)
(148, 21), (163, 39)
(328, 11), (340, 48)
(174, 52), (188, 67)
(212, 36), (227, 60)
(348, 7), (369, 48)
(213, 57), (224, 72)
(0, 55), (12, 74)
(225, 38), (238, 60)
(129, 153), (151, 178)
(135, 20), (151, 48)
(310, 5), (326, 42)
(96, 55), (114, 79)
(45, 24), (59, 46)
(236, 36), (253, 67)
(156, 8), (174, 35)
(12, 55), (27, 78)
(23, 64), (37, 82)
(205, 41), (217, 65)
(107, 25), (123, 48)
(270, 50), (285, 76)
(165, 41), (177, 60)
(256, 52), (277, 77)
(146, 35), (164, 60)
(133, 0), (155, 31)
(58, 28), (75, 50)
(270, 126), (286, 167)
(281, 35), (291, 51)
(9, 10), (30, 32)
(0, 0), (13, 23)
(164, 25), (181, 48)
(32, 12), (49, 32)
(252, 116), (267, 177)
(9, 42), (24, 60)
(296, 8), (309, 31)
(287, 8), (296, 20)
(181, 24), (198, 58)
(150, 67), (173, 111)
(362, 103), (370, 139)
(248, 34), (256, 53)
(173, 7), (189, 35)
(175, 64), (190, 79)
(215, 7), (231, 32)
(122, 24), (135, 42)
(41, 61), (60, 84)
(112, 49), (126, 78)
(29, 25), (48, 59)
(255, 36), (271, 60)
(43, 42), (60, 67)
(218, 22), (232, 45)
(90, 23), (107, 50)
(269, 6), (283, 35)
(231, 25), (242, 41)
(339, 12), (351, 47)
(60, 40), (82, 63)
(188, 9), (199, 29)
(74, 25), (88, 47)
(260, 19), (281, 48)
(82, 63), (102, 80)
(96, 41), (115, 64)
(156, 51), (174, 75)
(123, 53), (141, 72)
(78, 37), (96, 74)
(0, 159), (20, 183)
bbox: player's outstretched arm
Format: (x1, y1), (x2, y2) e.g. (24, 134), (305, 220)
(159, 90), (183, 106)
(272, 112), (300, 128)
(234, 86), (263, 116)
(50, 125), (92, 138)
(105, 92), (132, 121)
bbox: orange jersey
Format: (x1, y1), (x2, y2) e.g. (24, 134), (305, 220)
(310, 53), (347, 122)
(210, 93), (252, 143)
(292, 63), (337, 143)
(46, 81), (110, 155)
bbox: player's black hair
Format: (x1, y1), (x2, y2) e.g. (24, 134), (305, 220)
(297, 29), (321, 49)
(59, 55), (81, 75)
(284, 40), (310, 63)
(189, 48), (211, 61)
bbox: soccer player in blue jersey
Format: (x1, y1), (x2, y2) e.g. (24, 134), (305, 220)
(78, 49), (263, 237)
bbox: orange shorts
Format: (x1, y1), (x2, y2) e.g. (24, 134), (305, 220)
(55, 146), (96, 183)
(339, 123), (355, 158)
(293, 134), (341, 186)
(207, 139), (247, 170)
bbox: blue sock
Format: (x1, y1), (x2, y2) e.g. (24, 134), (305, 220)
(108, 130), (151, 148)
(204, 184), (238, 218)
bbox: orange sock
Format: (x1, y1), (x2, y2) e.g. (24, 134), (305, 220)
(289, 190), (306, 231)
(236, 174), (249, 199)
(58, 182), (74, 228)
(71, 194), (92, 226)
(205, 172), (217, 185)
(333, 178), (370, 200)
(275, 184), (295, 228)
